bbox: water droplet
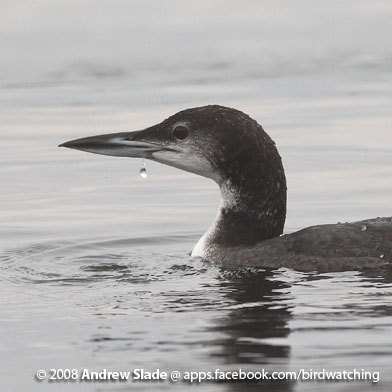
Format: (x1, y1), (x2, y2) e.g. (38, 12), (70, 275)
(139, 159), (147, 178)
(380, 254), (384, 259)
(360, 225), (367, 231)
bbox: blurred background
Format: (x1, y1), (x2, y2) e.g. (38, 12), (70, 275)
(0, 0), (392, 242)
(1, 0), (391, 242)
(1, 1), (392, 391)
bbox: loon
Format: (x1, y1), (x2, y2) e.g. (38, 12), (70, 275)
(60, 105), (392, 272)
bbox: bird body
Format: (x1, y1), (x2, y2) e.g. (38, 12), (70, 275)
(60, 105), (392, 272)
(208, 217), (392, 272)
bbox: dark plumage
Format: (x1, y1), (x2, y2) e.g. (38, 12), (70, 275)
(217, 217), (392, 272)
(60, 105), (392, 272)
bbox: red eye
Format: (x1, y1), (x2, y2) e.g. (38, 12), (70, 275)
(173, 125), (189, 140)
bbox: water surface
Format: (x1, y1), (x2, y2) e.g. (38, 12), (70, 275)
(1, 1), (392, 391)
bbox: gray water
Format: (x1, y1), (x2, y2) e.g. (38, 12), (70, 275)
(1, 1), (392, 391)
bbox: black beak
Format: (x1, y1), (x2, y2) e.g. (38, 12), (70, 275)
(59, 131), (170, 158)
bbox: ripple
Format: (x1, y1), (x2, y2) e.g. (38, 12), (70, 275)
(0, 234), (199, 287)
(1, 234), (392, 391)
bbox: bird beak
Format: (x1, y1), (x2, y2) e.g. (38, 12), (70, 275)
(59, 131), (172, 158)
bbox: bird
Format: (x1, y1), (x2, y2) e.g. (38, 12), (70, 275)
(59, 105), (392, 272)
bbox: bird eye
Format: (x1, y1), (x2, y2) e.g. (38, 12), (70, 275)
(173, 125), (189, 140)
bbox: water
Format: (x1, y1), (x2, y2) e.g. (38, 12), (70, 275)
(1, 1), (392, 391)
(139, 160), (147, 179)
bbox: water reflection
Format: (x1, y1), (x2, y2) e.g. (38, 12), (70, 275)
(2, 237), (392, 391)
(208, 268), (294, 391)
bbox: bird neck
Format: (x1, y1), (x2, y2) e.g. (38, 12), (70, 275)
(192, 124), (287, 257)
(212, 176), (286, 247)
